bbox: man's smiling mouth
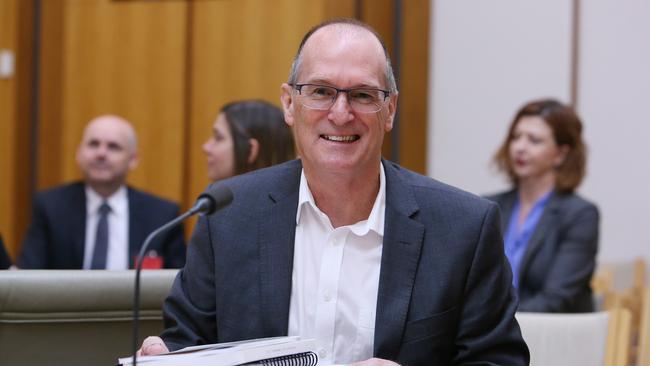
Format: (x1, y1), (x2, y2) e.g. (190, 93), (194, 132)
(321, 134), (360, 143)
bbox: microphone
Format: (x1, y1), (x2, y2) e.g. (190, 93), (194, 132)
(131, 184), (233, 366)
(191, 183), (234, 215)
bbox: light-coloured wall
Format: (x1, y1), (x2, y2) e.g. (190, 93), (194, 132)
(428, 0), (573, 194)
(428, 1), (650, 262)
(578, 1), (650, 261)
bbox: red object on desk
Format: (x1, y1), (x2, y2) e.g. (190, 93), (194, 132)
(136, 250), (163, 269)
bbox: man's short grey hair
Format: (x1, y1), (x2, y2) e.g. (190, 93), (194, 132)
(287, 19), (398, 94)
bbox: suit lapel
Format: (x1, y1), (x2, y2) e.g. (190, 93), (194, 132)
(259, 162), (301, 336)
(374, 161), (425, 359)
(518, 193), (560, 284)
(496, 190), (518, 233)
(72, 184), (88, 268)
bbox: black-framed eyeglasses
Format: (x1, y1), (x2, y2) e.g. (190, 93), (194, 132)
(292, 83), (390, 113)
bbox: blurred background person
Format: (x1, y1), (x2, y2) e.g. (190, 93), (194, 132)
(0, 234), (11, 269)
(18, 115), (186, 270)
(202, 100), (295, 182)
(486, 98), (599, 313)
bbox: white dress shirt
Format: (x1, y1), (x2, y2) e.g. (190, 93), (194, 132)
(83, 186), (129, 270)
(288, 163), (386, 365)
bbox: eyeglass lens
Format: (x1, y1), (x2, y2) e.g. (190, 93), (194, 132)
(297, 84), (387, 113)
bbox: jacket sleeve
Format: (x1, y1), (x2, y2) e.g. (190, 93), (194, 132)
(17, 194), (50, 269)
(161, 215), (218, 350)
(454, 202), (530, 365)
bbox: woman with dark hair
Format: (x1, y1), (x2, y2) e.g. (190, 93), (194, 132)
(486, 98), (599, 313)
(202, 100), (295, 181)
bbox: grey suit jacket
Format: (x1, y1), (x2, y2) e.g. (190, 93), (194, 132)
(486, 189), (599, 312)
(162, 159), (529, 365)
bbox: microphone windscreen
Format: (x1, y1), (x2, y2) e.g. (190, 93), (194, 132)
(197, 184), (233, 215)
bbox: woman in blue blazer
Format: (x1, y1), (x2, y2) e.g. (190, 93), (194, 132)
(486, 99), (599, 313)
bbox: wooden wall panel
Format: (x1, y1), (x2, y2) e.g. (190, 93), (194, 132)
(361, 0), (429, 174)
(398, 0), (429, 174)
(39, 0), (188, 204)
(5, 0), (429, 253)
(0, 0), (33, 258)
(13, 0), (35, 258)
(38, 0), (65, 190)
(0, 0), (19, 257)
(185, 0), (356, 213)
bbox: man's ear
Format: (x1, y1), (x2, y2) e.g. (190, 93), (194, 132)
(280, 83), (295, 127)
(247, 138), (260, 164)
(384, 92), (399, 132)
(75, 145), (83, 167)
(128, 151), (139, 171)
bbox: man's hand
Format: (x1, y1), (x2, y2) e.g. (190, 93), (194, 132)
(348, 358), (399, 366)
(137, 336), (169, 356)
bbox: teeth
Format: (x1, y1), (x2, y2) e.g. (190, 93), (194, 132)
(322, 135), (359, 142)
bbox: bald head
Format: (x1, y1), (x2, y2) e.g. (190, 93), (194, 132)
(76, 115), (139, 197)
(82, 115), (138, 152)
(287, 19), (397, 93)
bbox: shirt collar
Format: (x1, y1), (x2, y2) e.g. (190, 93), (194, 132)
(295, 162), (386, 236)
(85, 185), (128, 217)
(514, 189), (555, 210)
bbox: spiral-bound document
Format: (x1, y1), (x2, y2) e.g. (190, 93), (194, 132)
(241, 351), (318, 366)
(117, 336), (317, 366)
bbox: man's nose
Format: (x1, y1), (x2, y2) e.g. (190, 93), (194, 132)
(95, 144), (109, 157)
(329, 92), (354, 124)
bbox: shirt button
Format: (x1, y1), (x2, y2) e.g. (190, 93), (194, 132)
(319, 349), (328, 358)
(324, 291), (332, 302)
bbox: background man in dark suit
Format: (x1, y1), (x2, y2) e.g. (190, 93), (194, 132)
(140, 19), (528, 365)
(18, 115), (185, 269)
(0, 234), (11, 269)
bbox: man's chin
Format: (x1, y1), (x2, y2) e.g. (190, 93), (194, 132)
(86, 176), (122, 188)
(315, 159), (362, 174)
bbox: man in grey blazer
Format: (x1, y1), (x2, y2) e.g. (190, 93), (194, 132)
(140, 19), (528, 365)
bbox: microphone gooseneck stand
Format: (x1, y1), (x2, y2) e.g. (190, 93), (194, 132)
(131, 186), (232, 366)
(131, 208), (196, 366)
